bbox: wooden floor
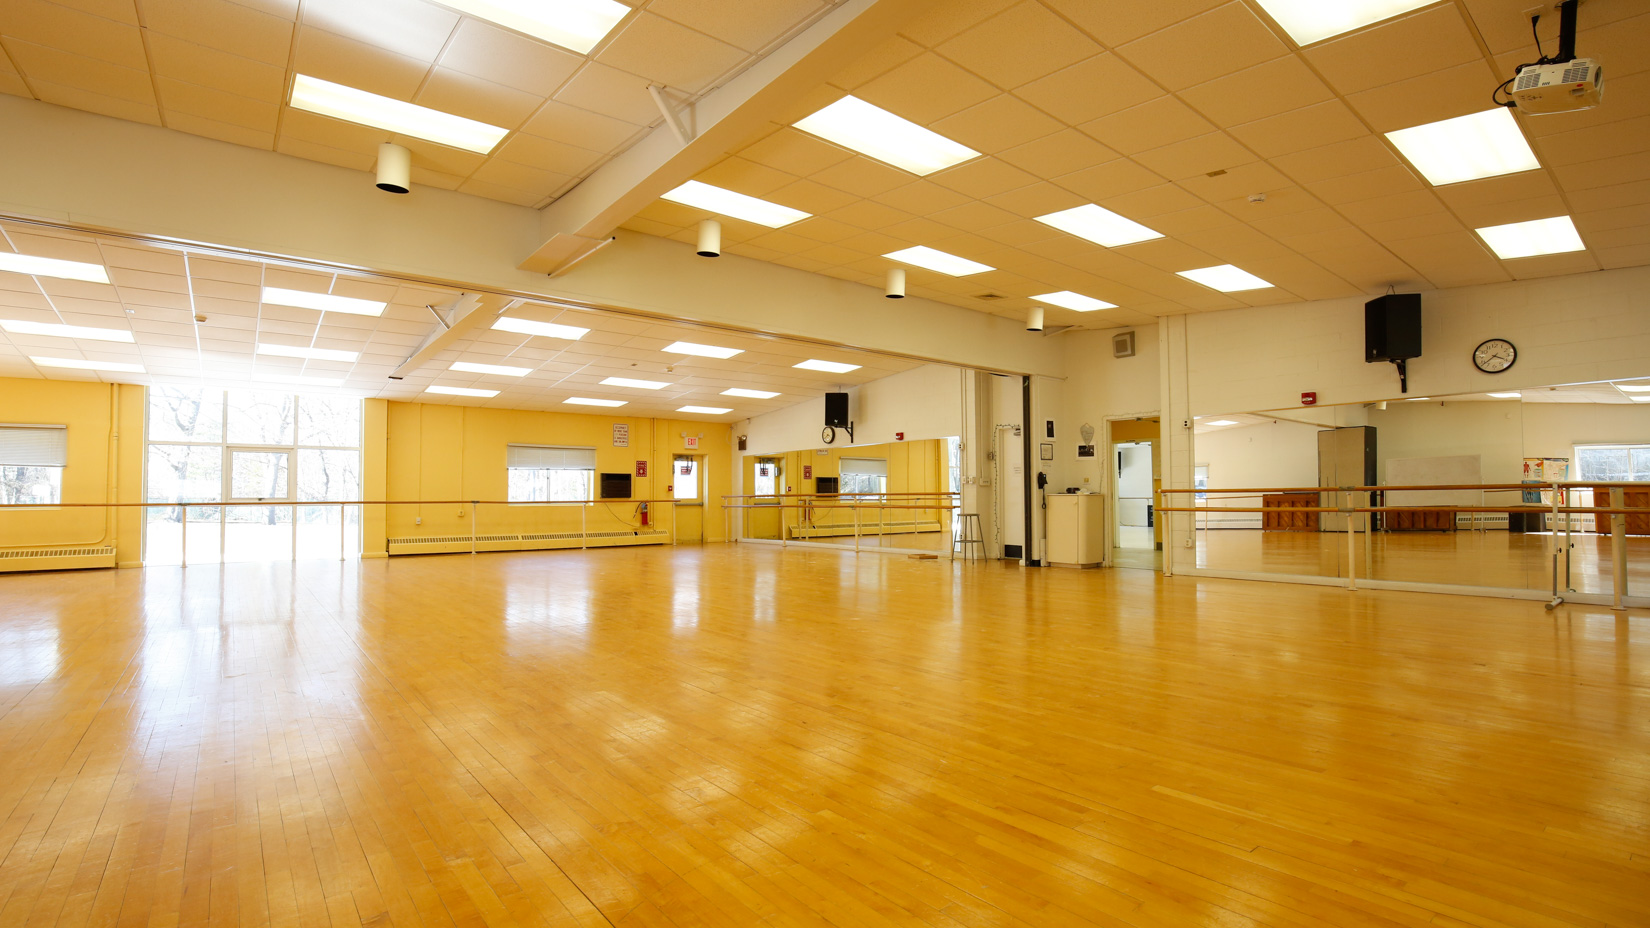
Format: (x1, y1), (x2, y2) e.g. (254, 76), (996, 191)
(1, 546), (1647, 927)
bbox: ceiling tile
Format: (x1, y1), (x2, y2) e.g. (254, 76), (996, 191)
(1054, 158), (1166, 202)
(1131, 132), (1254, 181)
(1080, 96), (1214, 155)
(809, 156), (914, 198)
(31, 79), (160, 124)
(689, 156), (798, 197)
(829, 35), (923, 90)
(596, 12), (746, 95)
(520, 100), (644, 149)
(741, 126), (856, 176)
(936, 1), (1102, 90)
(494, 132), (605, 177)
(143, 0), (294, 67)
(0, 0), (148, 69)
(292, 26), (428, 100)
(647, 0), (825, 53)
(553, 62), (657, 126)
(1301, 164), (1426, 205)
(415, 68), (543, 130)
(1344, 61), (1501, 135)
(438, 18), (584, 98)
(876, 181), (975, 215)
(897, 0), (1019, 47)
(300, 0), (458, 61)
(145, 33), (285, 102)
(165, 110), (277, 149)
(1177, 54), (1334, 127)
(1176, 161), (1292, 204)
(928, 157), (1038, 199)
(1014, 54), (1160, 126)
(997, 129), (1117, 178)
(930, 94), (1063, 154)
(1040, 0), (1226, 47)
(1114, 3), (1287, 92)
(767, 181), (860, 216)
(156, 77), (279, 131)
(855, 52), (1000, 124)
(1227, 100), (1370, 159)
(1269, 135), (1401, 185)
(1302, 4), (1482, 95)
(4, 41), (155, 104)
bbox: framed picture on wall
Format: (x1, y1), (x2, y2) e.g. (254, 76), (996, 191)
(1039, 443), (1055, 461)
(1076, 444), (1096, 460)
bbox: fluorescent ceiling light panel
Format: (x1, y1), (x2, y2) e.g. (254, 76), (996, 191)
(1, 319), (134, 342)
(661, 180), (810, 228)
(1253, 0), (1437, 45)
(288, 74), (508, 154)
(1487, 392), (1522, 398)
(678, 406), (732, 415)
(883, 246), (993, 277)
(565, 397), (626, 407)
(256, 374), (344, 387)
(451, 360), (531, 376)
(262, 286), (386, 317)
(1406, 397), (1432, 401)
(1205, 420), (1239, 426)
(664, 341), (742, 359)
(1633, 396), (1650, 403)
(1385, 109), (1540, 186)
(435, 0), (628, 55)
(722, 388), (780, 399)
(426, 385), (498, 398)
(1030, 291), (1116, 312)
(794, 96), (980, 176)
(256, 342), (360, 362)
(601, 376), (670, 390)
(493, 316), (588, 340)
(794, 359), (860, 374)
(0, 253), (110, 284)
(1475, 216), (1585, 260)
(31, 356), (144, 373)
(1615, 384), (1650, 393)
(1177, 265), (1273, 292)
(1034, 204), (1163, 248)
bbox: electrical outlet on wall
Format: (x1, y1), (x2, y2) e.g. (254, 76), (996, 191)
(415, 517), (421, 525)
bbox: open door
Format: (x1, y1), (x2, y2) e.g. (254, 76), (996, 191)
(673, 454), (704, 543)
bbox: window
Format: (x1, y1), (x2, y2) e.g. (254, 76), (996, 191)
(840, 457), (887, 497)
(947, 437), (961, 496)
(754, 457), (780, 498)
(1194, 464), (1209, 501)
(508, 445), (595, 502)
(1576, 444), (1650, 482)
(0, 425), (67, 505)
(674, 455), (700, 501)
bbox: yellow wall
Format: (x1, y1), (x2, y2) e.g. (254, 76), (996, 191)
(740, 439), (948, 537)
(0, 377), (146, 564)
(381, 401), (733, 549)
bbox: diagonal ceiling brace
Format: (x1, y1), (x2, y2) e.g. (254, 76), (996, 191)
(390, 293), (518, 380)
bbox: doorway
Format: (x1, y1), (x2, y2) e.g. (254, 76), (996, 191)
(1110, 417), (1162, 570)
(673, 454), (705, 543)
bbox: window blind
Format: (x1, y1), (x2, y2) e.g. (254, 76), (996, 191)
(507, 444), (596, 469)
(840, 457), (887, 477)
(0, 425), (67, 466)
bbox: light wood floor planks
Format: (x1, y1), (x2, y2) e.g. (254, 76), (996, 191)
(0, 545), (1646, 926)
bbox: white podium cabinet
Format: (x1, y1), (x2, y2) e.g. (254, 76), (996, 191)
(1047, 493), (1106, 568)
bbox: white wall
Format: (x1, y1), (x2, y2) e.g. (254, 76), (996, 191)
(1053, 324), (1160, 492)
(1367, 400), (1525, 485)
(1194, 420), (1323, 526)
(1522, 403), (1650, 462)
(740, 363), (964, 455)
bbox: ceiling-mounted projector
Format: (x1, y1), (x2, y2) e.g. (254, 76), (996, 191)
(1510, 58), (1603, 113)
(1497, 0), (1604, 115)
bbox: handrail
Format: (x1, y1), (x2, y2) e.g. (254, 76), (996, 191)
(0, 498), (689, 509)
(1162, 481), (1650, 494)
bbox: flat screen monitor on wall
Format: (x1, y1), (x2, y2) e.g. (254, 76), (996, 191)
(600, 473), (632, 499)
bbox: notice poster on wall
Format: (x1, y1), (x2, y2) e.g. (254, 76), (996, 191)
(612, 423), (629, 447)
(636, 460), (647, 477)
(803, 465), (812, 479)
(1522, 457), (1570, 503)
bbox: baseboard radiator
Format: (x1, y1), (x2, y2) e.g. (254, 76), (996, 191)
(790, 520), (942, 539)
(0, 546), (117, 573)
(386, 530), (669, 556)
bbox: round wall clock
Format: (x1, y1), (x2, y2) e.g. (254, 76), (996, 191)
(1473, 338), (1516, 373)
(821, 426), (837, 444)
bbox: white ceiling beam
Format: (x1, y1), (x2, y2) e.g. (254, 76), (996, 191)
(519, 0), (936, 275)
(390, 293), (515, 380)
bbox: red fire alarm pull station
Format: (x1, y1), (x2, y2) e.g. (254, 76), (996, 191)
(895, 432), (905, 441)
(1301, 392), (1317, 406)
(803, 465), (812, 479)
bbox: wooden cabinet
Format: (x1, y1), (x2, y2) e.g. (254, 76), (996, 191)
(1385, 508), (1456, 531)
(1592, 486), (1650, 535)
(1047, 494), (1105, 567)
(1262, 492), (1319, 532)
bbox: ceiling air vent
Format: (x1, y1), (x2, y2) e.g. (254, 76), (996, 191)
(973, 292), (1007, 301)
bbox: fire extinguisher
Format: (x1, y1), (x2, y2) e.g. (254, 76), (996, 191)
(638, 502), (649, 526)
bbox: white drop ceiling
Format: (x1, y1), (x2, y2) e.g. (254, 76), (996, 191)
(0, 220), (920, 418)
(0, 0), (1646, 370)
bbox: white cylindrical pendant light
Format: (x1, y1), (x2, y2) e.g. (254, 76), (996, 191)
(696, 219), (721, 257)
(376, 143), (411, 194)
(1027, 306), (1044, 332)
(885, 267), (906, 299)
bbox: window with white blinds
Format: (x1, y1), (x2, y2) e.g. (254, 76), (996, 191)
(0, 425), (67, 466)
(839, 457), (887, 497)
(840, 457), (887, 477)
(507, 445), (597, 469)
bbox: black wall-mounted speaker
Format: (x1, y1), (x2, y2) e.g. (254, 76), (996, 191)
(1365, 294), (1422, 362)
(824, 392), (849, 428)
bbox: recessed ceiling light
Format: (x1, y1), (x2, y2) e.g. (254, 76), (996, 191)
(1034, 204), (1163, 248)
(794, 359), (860, 374)
(262, 286), (386, 317)
(661, 180), (811, 228)
(1030, 291), (1117, 312)
(1, 319), (134, 342)
(493, 316), (588, 340)
(1487, 392), (1522, 399)
(883, 246), (993, 277)
(1252, 0), (1437, 45)
(1176, 265), (1273, 292)
(565, 397), (627, 407)
(664, 341), (743, 359)
(288, 74), (509, 154)
(1632, 396), (1650, 403)
(678, 406), (732, 415)
(1205, 419), (1239, 426)
(0, 253), (110, 284)
(451, 360), (531, 376)
(722, 388), (780, 399)
(1406, 397), (1432, 401)
(601, 376), (670, 390)
(1475, 216), (1585, 260)
(794, 95), (980, 176)
(426, 385), (498, 398)
(256, 342), (360, 362)
(434, 0), (629, 55)
(1385, 109), (1540, 187)
(30, 356), (144, 373)
(1615, 384), (1650, 393)
(256, 374), (344, 387)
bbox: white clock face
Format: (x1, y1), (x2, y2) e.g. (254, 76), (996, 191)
(1474, 339), (1516, 373)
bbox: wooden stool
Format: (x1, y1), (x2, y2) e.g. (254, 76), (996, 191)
(953, 513), (985, 561)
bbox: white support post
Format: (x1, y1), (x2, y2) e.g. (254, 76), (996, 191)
(1345, 491), (1357, 591)
(1611, 487), (1627, 611)
(180, 503), (187, 569)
